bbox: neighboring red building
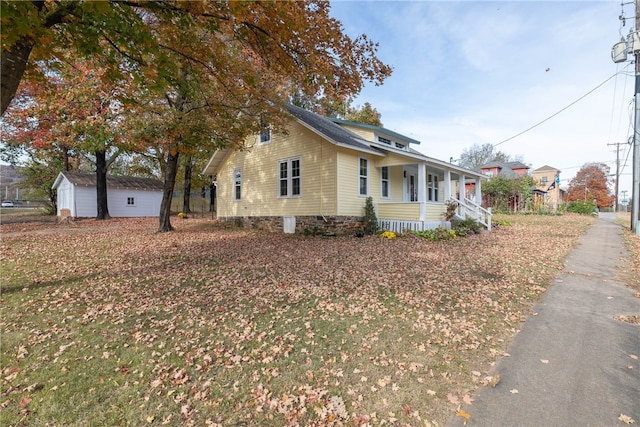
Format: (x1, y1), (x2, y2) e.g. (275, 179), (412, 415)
(478, 161), (530, 178)
(465, 161), (530, 198)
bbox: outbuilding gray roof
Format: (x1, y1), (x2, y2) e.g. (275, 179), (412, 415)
(53, 172), (164, 191)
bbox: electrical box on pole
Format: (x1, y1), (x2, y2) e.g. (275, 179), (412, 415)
(611, 0), (640, 234)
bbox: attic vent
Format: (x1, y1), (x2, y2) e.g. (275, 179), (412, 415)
(378, 136), (392, 145)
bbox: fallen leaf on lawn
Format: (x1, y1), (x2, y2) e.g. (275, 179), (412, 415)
(446, 393), (460, 405)
(146, 415), (155, 423)
(20, 396), (31, 408)
(630, 354), (638, 360)
(463, 394), (473, 405)
(490, 373), (500, 387)
(540, 359), (549, 364)
(509, 389), (518, 394)
(619, 414), (635, 424)
(456, 409), (471, 422)
(426, 389), (436, 396)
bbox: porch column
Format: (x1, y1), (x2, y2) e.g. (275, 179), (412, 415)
(460, 174), (466, 200)
(475, 178), (482, 204)
(418, 163), (427, 221)
(444, 170), (452, 201)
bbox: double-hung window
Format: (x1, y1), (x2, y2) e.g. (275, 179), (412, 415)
(359, 158), (368, 196)
(127, 197), (135, 206)
(428, 173), (439, 202)
(259, 118), (271, 144)
(233, 168), (242, 200)
(260, 127), (271, 144)
(381, 166), (390, 198)
(279, 157), (301, 197)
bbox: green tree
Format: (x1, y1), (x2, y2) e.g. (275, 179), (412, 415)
(344, 102), (383, 126)
(0, 140), (72, 213)
(363, 196), (378, 234)
(483, 174), (536, 212)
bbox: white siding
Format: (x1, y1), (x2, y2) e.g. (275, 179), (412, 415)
(108, 189), (162, 217)
(56, 179), (75, 216)
(75, 186), (96, 217)
(55, 176), (161, 218)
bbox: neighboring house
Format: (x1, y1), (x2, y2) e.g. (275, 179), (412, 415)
(202, 104), (490, 234)
(478, 161), (530, 178)
(465, 161), (532, 212)
(532, 165), (564, 210)
(52, 172), (164, 218)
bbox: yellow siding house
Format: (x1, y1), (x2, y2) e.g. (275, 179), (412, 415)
(202, 104), (490, 234)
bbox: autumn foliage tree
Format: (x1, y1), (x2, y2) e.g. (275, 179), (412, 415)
(1, 58), (128, 219)
(2, 1), (391, 232)
(566, 163), (615, 209)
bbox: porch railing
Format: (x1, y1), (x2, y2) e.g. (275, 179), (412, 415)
(377, 219), (450, 234)
(452, 197), (492, 231)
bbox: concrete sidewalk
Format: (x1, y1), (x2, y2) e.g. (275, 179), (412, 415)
(449, 213), (640, 427)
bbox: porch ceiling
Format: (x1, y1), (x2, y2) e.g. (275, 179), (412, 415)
(374, 158), (485, 180)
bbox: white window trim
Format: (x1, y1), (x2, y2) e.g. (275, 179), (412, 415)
(428, 173), (439, 202)
(380, 166), (390, 198)
(377, 136), (392, 145)
(278, 157), (302, 198)
(359, 157), (369, 197)
(233, 168), (242, 201)
(259, 126), (271, 144)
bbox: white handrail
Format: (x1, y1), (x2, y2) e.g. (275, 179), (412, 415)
(451, 197), (492, 231)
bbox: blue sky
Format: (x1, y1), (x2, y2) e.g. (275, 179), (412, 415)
(330, 0), (634, 199)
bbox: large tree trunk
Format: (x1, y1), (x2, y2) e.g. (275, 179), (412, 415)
(182, 156), (193, 214)
(1, 36), (36, 115)
(95, 150), (111, 220)
(158, 151), (180, 232)
(63, 146), (71, 171)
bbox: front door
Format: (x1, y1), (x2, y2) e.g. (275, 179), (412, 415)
(406, 173), (417, 202)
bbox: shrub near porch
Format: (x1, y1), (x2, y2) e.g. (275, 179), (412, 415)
(0, 214), (594, 426)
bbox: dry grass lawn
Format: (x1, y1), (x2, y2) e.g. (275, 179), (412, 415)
(1, 213), (617, 426)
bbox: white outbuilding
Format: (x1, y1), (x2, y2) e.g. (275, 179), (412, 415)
(52, 171), (164, 218)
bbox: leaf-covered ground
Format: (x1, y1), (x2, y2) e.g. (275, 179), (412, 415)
(1, 214), (598, 426)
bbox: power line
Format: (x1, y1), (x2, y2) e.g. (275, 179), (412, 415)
(493, 67), (632, 147)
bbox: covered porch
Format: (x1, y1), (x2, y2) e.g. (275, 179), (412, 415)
(374, 159), (491, 232)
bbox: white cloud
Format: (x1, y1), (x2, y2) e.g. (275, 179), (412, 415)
(330, 0), (634, 193)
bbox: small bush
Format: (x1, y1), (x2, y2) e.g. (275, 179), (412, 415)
(363, 196), (378, 235)
(566, 200), (596, 215)
(444, 200), (458, 221)
(409, 227), (457, 241)
(493, 218), (512, 227)
(452, 217), (483, 235)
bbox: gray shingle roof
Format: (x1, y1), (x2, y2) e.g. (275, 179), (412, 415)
(328, 117), (421, 146)
(58, 172), (164, 191)
(286, 104), (379, 153)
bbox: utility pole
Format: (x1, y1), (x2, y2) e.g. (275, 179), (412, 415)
(634, 0), (640, 234)
(607, 142), (623, 211)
